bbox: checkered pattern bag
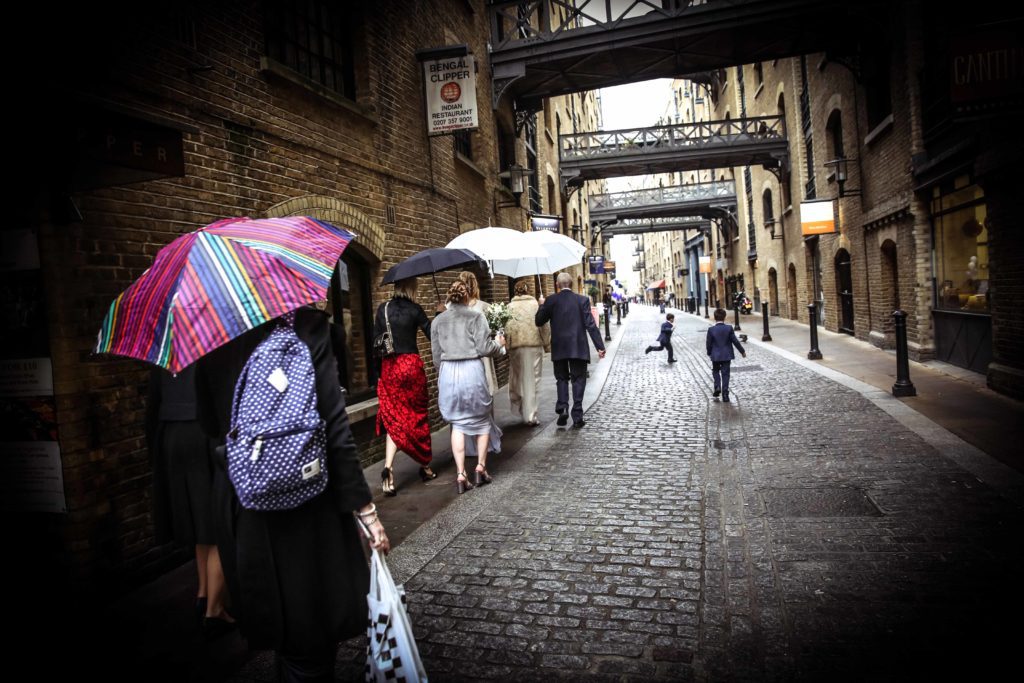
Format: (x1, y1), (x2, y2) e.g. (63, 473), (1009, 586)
(365, 548), (428, 683)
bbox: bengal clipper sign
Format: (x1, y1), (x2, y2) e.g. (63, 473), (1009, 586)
(423, 55), (479, 136)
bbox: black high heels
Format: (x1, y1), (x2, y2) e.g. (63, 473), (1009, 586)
(418, 466), (438, 482)
(381, 467), (396, 496)
(456, 471), (475, 494)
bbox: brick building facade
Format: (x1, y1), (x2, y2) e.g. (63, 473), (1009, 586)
(8, 1), (602, 592)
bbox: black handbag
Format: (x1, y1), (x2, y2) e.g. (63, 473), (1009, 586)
(372, 301), (395, 358)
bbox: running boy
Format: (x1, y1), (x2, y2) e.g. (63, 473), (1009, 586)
(645, 313), (677, 363)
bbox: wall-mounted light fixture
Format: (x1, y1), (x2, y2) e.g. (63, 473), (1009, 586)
(824, 157), (860, 198)
(764, 219), (783, 239)
(495, 163), (526, 208)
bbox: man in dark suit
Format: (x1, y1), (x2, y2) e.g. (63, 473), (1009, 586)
(706, 308), (746, 402)
(535, 273), (606, 427)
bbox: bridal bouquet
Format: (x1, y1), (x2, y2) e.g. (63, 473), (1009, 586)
(485, 302), (517, 336)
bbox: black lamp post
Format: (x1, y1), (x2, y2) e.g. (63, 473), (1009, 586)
(824, 157), (860, 198)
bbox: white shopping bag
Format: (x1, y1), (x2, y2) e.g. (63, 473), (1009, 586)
(365, 547), (428, 683)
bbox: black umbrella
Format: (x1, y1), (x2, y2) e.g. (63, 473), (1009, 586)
(380, 247), (487, 298)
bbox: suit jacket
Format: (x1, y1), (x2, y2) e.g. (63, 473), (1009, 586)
(706, 322), (744, 361)
(656, 321), (674, 345)
(535, 289), (605, 362)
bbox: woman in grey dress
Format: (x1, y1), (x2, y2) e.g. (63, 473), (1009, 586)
(431, 280), (506, 493)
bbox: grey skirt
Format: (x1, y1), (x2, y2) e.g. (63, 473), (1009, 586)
(438, 358), (502, 454)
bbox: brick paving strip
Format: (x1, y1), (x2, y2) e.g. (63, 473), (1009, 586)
(231, 306), (1024, 682)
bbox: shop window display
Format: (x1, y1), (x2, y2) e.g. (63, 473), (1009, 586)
(932, 180), (988, 313)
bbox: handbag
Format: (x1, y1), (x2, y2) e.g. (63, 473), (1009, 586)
(364, 545), (428, 683)
(372, 301), (396, 358)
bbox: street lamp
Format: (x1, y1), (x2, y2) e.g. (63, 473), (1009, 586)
(824, 157), (860, 198)
(496, 163), (527, 208)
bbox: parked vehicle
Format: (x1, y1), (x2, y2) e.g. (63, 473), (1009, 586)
(733, 291), (753, 314)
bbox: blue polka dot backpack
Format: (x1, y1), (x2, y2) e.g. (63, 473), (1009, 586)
(226, 315), (328, 510)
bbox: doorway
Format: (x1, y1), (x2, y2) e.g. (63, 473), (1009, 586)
(835, 249), (854, 335)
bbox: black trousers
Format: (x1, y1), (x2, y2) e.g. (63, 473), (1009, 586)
(553, 358), (588, 423)
(649, 342), (674, 361)
(712, 360), (732, 397)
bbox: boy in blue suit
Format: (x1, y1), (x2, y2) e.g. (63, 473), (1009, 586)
(645, 313), (677, 363)
(706, 308), (746, 402)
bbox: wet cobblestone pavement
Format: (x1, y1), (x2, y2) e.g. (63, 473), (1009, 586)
(235, 307), (1023, 682)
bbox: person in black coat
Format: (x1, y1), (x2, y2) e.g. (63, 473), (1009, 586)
(644, 312), (677, 363)
(145, 365), (232, 631)
(195, 305), (388, 681)
(534, 272), (606, 428)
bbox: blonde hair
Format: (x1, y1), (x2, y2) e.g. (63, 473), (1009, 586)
(393, 276), (418, 300)
(447, 280), (470, 305)
(458, 271), (480, 300)
(514, 279), (532, 296)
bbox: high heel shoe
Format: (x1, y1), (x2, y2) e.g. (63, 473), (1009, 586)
(474, 466), (492, 487)
(418, 466), (438, 482)
(456, 471), (475, 494)
(381, 467), (396, 496)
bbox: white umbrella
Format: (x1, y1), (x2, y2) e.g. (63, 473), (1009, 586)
(491, 230), (587, 278)
(446, 227), (547, 265)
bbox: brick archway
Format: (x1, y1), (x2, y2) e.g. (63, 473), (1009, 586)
(265, 195), (385, 262)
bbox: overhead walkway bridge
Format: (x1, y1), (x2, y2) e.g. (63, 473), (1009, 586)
(489, 0), (875, 110)
(561, 117), (787, 187)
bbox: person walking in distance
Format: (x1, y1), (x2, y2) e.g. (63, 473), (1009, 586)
(535, 272), (606, 428)
(706, 308), (746, 402)
(645, 312), (677, 363)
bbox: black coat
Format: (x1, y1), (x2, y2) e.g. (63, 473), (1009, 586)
(195, 307), (372, 656)
(535, 289), (605, 362)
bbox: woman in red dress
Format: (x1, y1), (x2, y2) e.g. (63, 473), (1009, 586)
(374, 276), (440, 495)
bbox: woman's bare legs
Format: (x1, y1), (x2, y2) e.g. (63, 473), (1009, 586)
(203, 545), (233, 622)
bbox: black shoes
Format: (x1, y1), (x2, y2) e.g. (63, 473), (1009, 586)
(557, 413), (569, 426)
(713, 389), (721, 397)
(381, 467), (396, 496)
(194, 597), (208, 624)
(723, 395), (730, 403)
(203, 616), (237, 641)
(668, 359), (677, 363)
(644, 347), (652, 354)
(572, 420), (586, 429)
(418, 466), (438, 482)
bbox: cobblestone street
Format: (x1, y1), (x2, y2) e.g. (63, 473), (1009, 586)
(356, 306), (1024, 682)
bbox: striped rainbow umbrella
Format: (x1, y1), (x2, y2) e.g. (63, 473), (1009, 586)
(95, 216), (355, 372)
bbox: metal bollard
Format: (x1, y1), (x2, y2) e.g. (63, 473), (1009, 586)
(733, 304), (742, 331)
(892, 310), (917, 397)
(761, 302), (772, 342)
(604, 305), (611, 341)
(807, 303), (822, 359)
(704, 293), (710, 319)
(616, 303), (621, 326)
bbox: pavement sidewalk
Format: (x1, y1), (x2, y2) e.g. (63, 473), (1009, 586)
(102, 308), (632, 681)
(691, 306), (1024, 473)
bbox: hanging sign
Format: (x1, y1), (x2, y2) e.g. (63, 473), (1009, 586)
(800, 200), (837, 236)
(423, 53), (478, 136)
(699, 255), (713, 273)
(588, 255), (605, 274)
(603, 260), (616, 277)
(531, 215), (560, 232)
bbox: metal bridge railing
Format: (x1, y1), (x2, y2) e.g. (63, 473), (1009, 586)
(590, 181), (737, 213)
(560, 116), (786, 162)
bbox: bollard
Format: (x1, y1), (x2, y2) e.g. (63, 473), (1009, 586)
(761, 302), (772, 342)
(616, 303), (621, 326)
(733, 304), (742, 331)
(807, 303), (822, 359)
(892, 310), (917, 397)
(604, 305), (611, 341)
(704, 293), (710, 319)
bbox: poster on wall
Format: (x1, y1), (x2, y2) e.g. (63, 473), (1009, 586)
(800, 200), (837, 236)
(422, 52), (479, 136)
(0, 229), (65, 513)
